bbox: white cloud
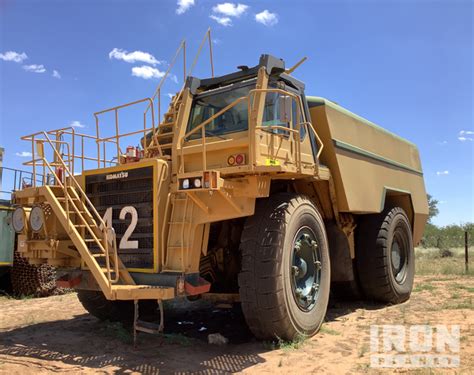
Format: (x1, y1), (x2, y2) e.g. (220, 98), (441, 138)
(69, 120), (86, 128)
(458, 130), (474, 141)
(212, 3), (248, 17)
(210, 15), (232, 26)
(109, 48), (161, 66)
(437, 140), (447, 145)
(436, 170), (449, 176)
(0, 51), (28, 63)
(167, 93), (174, 99)
(176, 0), (195, 14)
(52, 70), (61, 79)
(212, 38), (222, 45)
(16, 151), (33, 158)
(22, 64), (46, 73)
(255, 10), (278, 26)
(132, 65), (166, 80)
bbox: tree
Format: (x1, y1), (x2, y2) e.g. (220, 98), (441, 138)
(427, 194), (439, 223)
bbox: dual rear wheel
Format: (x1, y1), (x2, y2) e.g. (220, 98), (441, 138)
(356, 207), (415, 304)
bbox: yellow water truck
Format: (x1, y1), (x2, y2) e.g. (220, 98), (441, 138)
(10, 51), (428, 341)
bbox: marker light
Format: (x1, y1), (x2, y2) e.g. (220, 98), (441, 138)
(182, 179), (190, 189)
(194, 178), (202, 188)
(12, 207), (26, 233)
(228, 153), (246, 166)
(235, 153), (245, 165)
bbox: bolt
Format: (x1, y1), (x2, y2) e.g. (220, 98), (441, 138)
(292, 266), (300, 276)
(311, 283), (319, 293)
(295, 288), (303, 296)
(314, 260), (321, 270)
(294, 242), (301, 253)
(311, 240), (318, 249)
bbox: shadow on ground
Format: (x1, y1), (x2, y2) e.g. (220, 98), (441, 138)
(0, 296), (387, 374)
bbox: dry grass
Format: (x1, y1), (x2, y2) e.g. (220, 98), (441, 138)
(415, 247), (473, 276)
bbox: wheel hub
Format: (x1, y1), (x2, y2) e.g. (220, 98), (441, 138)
(291, 228), (321, 311)
(391, 226), (409, 284)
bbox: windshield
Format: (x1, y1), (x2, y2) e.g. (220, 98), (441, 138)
(186, 83), (253, 140)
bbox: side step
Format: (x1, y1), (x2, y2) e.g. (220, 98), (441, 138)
(133, 299), (164, 347)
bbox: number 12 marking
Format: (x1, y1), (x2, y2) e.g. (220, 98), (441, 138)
(101, 206), (139, 249)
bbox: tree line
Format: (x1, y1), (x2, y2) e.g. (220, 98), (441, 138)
(421, 195), (473, 249)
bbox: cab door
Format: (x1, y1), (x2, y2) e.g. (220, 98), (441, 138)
(258, 87), (316, 174)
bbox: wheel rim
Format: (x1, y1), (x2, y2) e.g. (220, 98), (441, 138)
(391, 223), (409, 284)
(290, 226), (321, 311)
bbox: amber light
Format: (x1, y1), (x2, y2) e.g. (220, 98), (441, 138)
(203, 172), (210, 188)
(204, 171), (218, 189)
(227, 155), (236, 166)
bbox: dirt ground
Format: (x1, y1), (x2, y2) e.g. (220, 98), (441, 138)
(0, 274), (473, 374)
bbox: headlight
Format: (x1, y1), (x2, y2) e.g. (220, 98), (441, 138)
(194, 178), (202, 188)
(182, 179), (190, 189)
(12, 207), (26, 233)
(29, 206), (45, 232)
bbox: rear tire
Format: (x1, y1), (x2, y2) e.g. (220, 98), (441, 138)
(238, 193), (330, 340)
(356, 207), (414, 303)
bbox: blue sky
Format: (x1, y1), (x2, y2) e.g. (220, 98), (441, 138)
(0, 0), (472, 226)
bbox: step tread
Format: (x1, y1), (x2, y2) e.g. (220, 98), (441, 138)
(135, 320), (162, 334)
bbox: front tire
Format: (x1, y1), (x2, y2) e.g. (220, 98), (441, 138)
(238, 193), (330, 340)
(356, 207), (414, 303)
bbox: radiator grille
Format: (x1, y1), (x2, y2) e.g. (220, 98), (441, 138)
(85, 166), (154, 270)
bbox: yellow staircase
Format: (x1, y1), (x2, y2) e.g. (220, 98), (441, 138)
(32, 133), (175, 301)
(147, 94), (183, 159)
(162, 192), (195, 272)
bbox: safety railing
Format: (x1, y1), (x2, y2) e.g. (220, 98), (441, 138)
(47, 127), (117, 173)
(19, 28), (217, 182)
(27, 131), (119, 285)
(143, 28), (215, 153)
(94, 97), (157, 165)
(178, 88), (324, 174)
(0, 167), (46, 200)
(92, 29), (215, 163)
